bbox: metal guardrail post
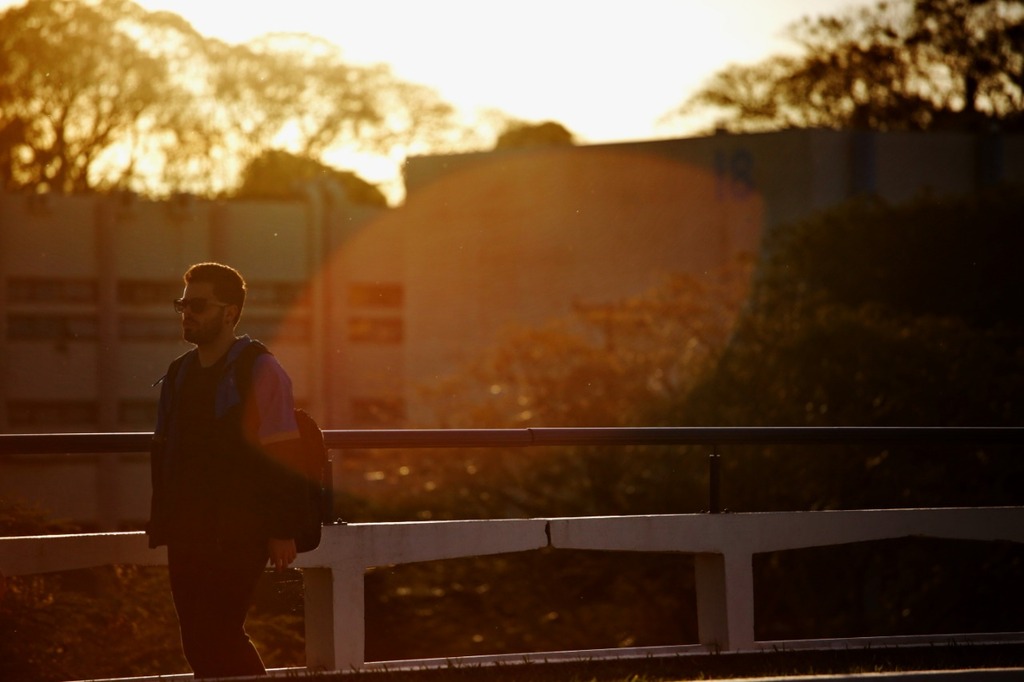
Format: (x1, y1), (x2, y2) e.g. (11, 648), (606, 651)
(708, 447), (721, 514)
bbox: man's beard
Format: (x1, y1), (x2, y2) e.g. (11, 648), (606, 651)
(183, 317), (222, 345)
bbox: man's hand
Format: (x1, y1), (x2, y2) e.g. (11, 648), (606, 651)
(268, 538), (297, 571)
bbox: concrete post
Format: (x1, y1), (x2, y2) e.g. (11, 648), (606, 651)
(303, 564), (366, 671)
(694, 551), (755, 651)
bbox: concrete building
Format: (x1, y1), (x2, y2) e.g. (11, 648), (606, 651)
(1, 129), (1020, 526)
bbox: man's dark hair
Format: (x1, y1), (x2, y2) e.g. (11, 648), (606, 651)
(184, 262), (247, 310)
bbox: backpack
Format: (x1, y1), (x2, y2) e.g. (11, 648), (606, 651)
(288, 406), (332, 552)
(234, 341), (332, 553)
(160, 339), (332, 553)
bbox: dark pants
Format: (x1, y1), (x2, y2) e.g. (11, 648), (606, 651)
(167, 541), (269, 679)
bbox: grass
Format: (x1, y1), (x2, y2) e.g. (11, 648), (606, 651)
(288, 642), (1024, 681)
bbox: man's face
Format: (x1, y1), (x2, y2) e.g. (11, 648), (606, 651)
(179, 281), (230, 346)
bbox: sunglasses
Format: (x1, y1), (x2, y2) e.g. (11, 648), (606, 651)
(173, 297), (230, 314)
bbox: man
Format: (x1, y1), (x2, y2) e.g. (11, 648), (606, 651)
(147, 262), (305, 678)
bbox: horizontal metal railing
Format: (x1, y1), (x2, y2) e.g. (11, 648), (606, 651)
(4, 426), (1020, 517)
(3, 425), (1022, 454)
(5, 426), (1019, 529)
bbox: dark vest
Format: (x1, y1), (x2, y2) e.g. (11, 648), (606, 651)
(147, 337), (272, 550)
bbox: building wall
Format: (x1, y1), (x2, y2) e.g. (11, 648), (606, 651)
(0, 129), (1019, 526)
(0, 194), (326, 434)
(320, 192), (405, 429)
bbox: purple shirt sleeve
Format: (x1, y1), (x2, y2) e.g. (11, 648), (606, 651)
(251, 354), (299, 445)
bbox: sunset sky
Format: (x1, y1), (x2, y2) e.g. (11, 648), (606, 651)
(1, 0), (881, 192)
(116, 0), (879, 143)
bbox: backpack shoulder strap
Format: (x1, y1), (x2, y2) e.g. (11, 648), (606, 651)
(153, 348), (193, 390)
(231, 338), (271, 399)
(165, 351), (192, 389)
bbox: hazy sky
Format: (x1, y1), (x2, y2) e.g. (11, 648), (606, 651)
(113, 0), (879, 143)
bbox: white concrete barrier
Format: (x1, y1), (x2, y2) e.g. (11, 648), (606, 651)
(2, 507), (1023, 673)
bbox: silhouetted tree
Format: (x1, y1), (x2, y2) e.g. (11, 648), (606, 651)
(679, 190), (1024, 515)
(495, 121), (576, 150)
(233, 149), (388, 206)
(0, 0), (179, 193)
(0, 0), (459, 196)
(667, 0), (1024, 133)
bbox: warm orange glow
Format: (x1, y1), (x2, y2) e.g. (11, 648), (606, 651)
(98, 0), (876, 143)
